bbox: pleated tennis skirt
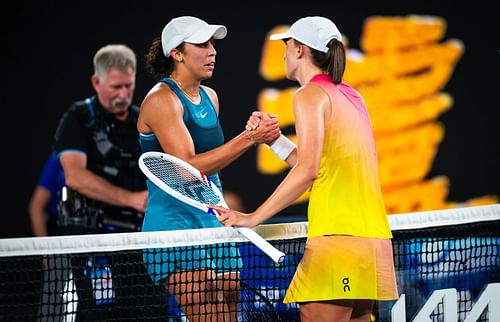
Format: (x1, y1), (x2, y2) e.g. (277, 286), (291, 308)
(283, 235), (398, 303)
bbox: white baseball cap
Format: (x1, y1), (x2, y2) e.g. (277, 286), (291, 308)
(161, 16), (227, 57)
(270, 16), (342, 53)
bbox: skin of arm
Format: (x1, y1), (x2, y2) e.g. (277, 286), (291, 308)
(212, 84), (330, 227)
(60, 152), (148, 212)
(137, 83), (281, 175)
(28, 186), (51, 236)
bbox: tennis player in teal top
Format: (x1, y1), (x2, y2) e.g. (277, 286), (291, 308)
(137, 16), (281, 321)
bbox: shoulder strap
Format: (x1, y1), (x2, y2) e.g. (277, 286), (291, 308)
(159, 78), (190, 123)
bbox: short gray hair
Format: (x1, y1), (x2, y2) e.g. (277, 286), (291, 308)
(93, 44), (137, 79)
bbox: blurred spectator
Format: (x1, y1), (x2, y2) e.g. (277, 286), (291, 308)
(28, 153), (65, 237)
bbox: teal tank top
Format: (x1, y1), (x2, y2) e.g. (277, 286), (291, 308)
(139, 78), (225, 232)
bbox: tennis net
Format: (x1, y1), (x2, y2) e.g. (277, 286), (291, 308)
(0, 204), (499, 321)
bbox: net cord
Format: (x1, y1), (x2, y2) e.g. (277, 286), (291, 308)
(1, 204), (498, 257)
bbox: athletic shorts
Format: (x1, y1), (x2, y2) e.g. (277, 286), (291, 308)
(284, 235), (398, 303)
(143, 243), (243, 286)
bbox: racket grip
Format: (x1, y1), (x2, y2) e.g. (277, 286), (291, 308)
(235, 227), (286, 263)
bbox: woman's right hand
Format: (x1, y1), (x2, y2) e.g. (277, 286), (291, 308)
(245, 111), (281, 144)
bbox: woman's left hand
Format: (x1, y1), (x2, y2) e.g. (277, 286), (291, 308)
(208, 205), (257, 228)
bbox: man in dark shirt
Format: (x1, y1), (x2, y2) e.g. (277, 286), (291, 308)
(53, 44), (147, 233)
(52, 44), (159, 321)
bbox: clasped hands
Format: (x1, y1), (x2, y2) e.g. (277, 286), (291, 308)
(244, 111), (281, 145)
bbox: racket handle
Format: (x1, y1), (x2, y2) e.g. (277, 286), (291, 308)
(235, 227), (286, 263)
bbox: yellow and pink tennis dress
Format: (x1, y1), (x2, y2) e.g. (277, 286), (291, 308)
(284, 74), (398, 303)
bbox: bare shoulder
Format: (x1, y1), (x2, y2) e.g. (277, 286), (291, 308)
(141, 83), (181, 113)
(294, 83), (329, 107)
(138, 83), (184, 133)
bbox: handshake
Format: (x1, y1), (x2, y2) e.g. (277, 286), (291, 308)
(244, 111), (296, 161)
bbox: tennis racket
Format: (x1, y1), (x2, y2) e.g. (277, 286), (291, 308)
(138, 151), (286, 264)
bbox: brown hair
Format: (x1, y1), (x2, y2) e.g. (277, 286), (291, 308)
(308, 38), (345, 84)
(144, 37), (185, 80)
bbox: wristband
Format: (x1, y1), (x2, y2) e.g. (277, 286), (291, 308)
(269, 134), (296, 161)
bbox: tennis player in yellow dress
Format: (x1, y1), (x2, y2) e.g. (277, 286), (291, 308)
(210, 15), (398, 321)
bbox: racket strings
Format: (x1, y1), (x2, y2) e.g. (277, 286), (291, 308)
(144, 157), (221, 205)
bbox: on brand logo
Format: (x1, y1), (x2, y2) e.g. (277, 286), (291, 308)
(342, 277), (350, 292)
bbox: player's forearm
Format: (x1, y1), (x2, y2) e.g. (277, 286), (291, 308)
(187, 114), (280, 174)
(190, 131), (254, 174)
(252, 165), (315, 225)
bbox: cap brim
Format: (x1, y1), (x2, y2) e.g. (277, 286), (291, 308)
(185, 25), (227, 44)
(269, 32), (291, 40)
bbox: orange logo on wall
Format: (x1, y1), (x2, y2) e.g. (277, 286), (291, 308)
(257, 15), (498, 214)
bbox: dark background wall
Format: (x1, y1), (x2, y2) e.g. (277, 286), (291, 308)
(2, 2), (499, 237)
